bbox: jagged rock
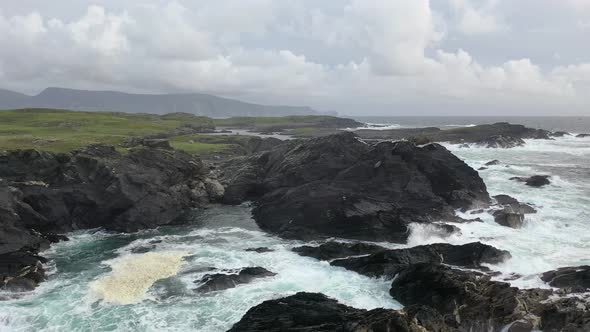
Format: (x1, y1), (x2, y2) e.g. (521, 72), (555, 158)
(0, 145), (211, 233)
(390, 264), (524, 331)
(478, 167), (487, 171)
(194, 267), (276, 293)
(541, 266), (590, 293)
(293, 242), (386, 261)
(0, 251), (47, 291)
(576, 133), (590, 138)
(330, 242), (510, 278)
(222, 132), (490, 242)
(485, 160), (500, 166)
(510, 175), (551, 187)
(228, 292), (428, 332)
(474, 135), (526, 148)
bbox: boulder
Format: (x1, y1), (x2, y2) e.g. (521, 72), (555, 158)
(493, 194), (537, 214)
(194, 267), (276, 293)
(228, 292), (428, 332)
(330, 242), (510, 278)
(510, 175), (551, 187)
(541, 266), (590, 293)
(222, 132), (490, 242)
(493, 211), (525, 228)
(293, 242), (386, 261)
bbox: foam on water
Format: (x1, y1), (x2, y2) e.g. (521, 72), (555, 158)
(0, 206), (400, 331)
(90, 251), (187, 305)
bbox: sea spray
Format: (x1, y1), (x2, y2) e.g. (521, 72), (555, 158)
(90, 251), (186, 305)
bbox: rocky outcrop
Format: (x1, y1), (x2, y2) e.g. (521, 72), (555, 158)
(541, 266), (590, 293)
(485, 160), (500, 166)
(356, 122), (551, 148)
(473, 135), (525, 148)
(390, 264), (590, 331)
(0, 251), (47, 292)
(329, 242), (509, 278)
(549, 131), (570, 137)
(0, 145), (218, 291)
(194, 267), (276, 293)
(490, 195), (536, 228)
(228, 292), (428, 332)
(576, 133), (590, 138)
(221, 132), (490, 242)
(510, 175), (551, 187)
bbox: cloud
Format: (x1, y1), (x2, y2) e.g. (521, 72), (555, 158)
(449, 0), (505, 35)
(0, 1), (588, 115)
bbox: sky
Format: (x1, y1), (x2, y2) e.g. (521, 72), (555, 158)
(1, 0), (589, 116)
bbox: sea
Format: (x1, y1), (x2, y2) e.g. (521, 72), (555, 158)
(1, 116), (589, 331)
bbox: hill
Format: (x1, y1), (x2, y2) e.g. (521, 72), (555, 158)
(0, 87), (323, 117)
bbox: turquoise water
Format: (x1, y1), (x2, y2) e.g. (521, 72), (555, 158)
(0, 205), (400, 332)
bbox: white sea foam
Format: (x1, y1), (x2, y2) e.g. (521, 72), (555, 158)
(90, 251), (187, 305)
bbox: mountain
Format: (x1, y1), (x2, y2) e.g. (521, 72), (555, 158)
(0, 87), (323, 117)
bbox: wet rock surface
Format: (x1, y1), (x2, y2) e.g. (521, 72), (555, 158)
(292, 242), (386, 261)
(330, 242), (510, 278)
(510, 175), (551, 187)
(228, 292), (428, 332)
(194, 267), (276, 293)
(222, 132), (490, 242)
(541, 265), (590, 292)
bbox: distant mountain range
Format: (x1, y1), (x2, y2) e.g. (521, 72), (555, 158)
(0, 87), (328, 117)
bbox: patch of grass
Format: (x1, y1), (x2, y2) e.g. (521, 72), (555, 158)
(0, 109), (214, 153)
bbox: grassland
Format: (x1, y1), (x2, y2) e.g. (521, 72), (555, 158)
(0, 108), (361, 155)
(0, 108), (222, 154)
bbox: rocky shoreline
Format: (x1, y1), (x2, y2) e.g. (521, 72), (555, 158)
(1, 124), (588, 331)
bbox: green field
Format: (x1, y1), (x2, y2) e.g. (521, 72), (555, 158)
(0, 109), (222, 154)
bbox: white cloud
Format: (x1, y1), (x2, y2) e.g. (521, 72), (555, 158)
(0, 1), (588, 115)
(449, 0), (505, 35)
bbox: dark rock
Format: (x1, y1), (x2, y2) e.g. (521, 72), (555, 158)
(194, 267), (276, 293)
(493, 210), (525, 228)
(228, 292), (428, 332)
(0, 250), (47, 291)
(493, 194), (537, 215)
(390, 264), (523, 331)
(485, 160), (500, 166)
(222, 132), (490, 242)
(576, 133), (590, 138)
(549, 131), (570, 137)
(541, 266), (590, 293)
(478, 167), (487, 171)
(510, 175), (551, 187)
(539, 296), (590, 331)
(293, 242), (386, 261)
(330, 242), (510, 278)
(474, 135), (525, 148)
(0, 146), (211, 233)
(245, 247), (274, 253)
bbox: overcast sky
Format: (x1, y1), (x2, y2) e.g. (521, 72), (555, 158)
(1, 0), (590, 115)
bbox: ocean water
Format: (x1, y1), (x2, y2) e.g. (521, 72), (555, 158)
(1, 118), (589, 331)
